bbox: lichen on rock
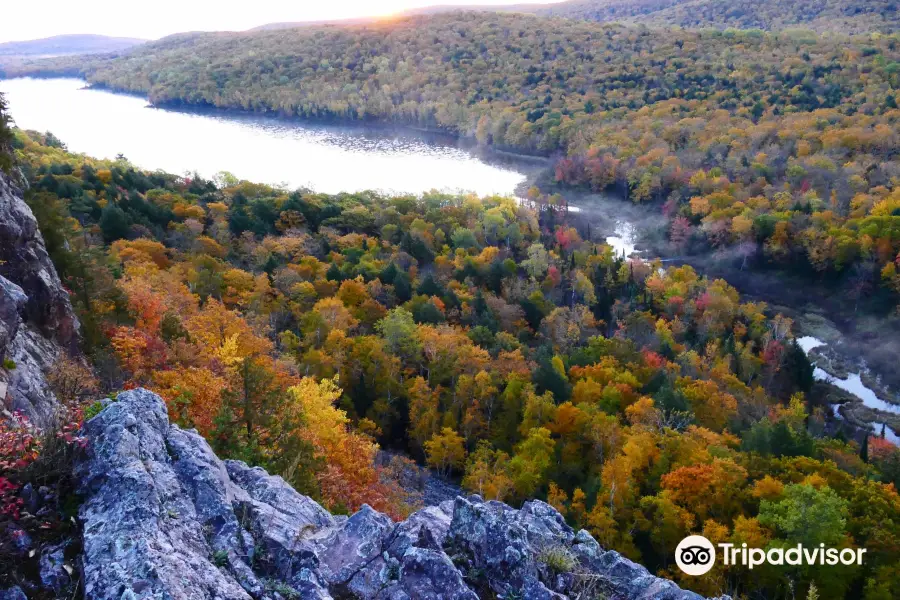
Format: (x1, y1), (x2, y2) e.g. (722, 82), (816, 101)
(74, 388), (727, 600)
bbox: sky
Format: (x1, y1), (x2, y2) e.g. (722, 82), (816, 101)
(1, 0), (565, 43)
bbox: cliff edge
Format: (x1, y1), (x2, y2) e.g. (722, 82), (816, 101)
(0, 170), (80, 424)
(70, 388), (723, 600)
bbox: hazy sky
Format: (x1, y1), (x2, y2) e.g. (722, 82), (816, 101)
(1, 1), (564, 43)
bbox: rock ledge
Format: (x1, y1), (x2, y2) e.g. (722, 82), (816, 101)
(76, 388), (724, 600)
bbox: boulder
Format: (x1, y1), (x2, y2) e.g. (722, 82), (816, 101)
(77, 388), (251, 600)
(0, 587), (26, 600)
(39, 543), (71, 595)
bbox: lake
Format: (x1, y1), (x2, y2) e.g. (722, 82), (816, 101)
(0, 77), (540, 196)
(0, 77), (648, 256)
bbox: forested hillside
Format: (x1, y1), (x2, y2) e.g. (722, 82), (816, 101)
(539, 0), (900, 35)
(3, 127), (899, 599)
(7, 12), (900, 315)
(0, 34), (145, 57)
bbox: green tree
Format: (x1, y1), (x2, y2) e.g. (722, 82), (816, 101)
(99, 203), (130, 243)
(376, 307), (422, 364)
(451, 227), (478, 250)
(508, 427), (556, 499)
(758, 483), (848, 546)
(393, 270), (412, 303)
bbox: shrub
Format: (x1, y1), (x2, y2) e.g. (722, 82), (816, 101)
(0, 401), (89, 594)
(265, 580), (300, 599)
(83, 401), (105, 421)
(0, 412), (40, 520)
(537, 545), (577, 575)
(46, 355), (99, 403)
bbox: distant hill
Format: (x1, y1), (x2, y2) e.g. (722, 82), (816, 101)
(251, 4), (549, 31)
(536, 0), (900, 34)
(250, 18), (380, 31)
(253, 1), (900, 35)
(0, 34), (146, 57)
(536, 0), (685, 22)
(401, 3), (545, 16)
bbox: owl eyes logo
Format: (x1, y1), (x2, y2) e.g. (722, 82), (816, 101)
(675, 535), (716, 576)
(680, 546), (712, 565)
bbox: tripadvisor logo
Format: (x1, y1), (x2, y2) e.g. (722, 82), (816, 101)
(676, 535), (716, 575)
(675, 535), (867, 576)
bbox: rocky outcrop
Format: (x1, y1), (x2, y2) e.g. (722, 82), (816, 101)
(0, 170), (79, 424)
(76, 388), (724, 600)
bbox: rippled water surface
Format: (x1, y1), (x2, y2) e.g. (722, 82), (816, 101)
(0, 77), (535, 195)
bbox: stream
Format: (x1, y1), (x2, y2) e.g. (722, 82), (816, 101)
(798, 336), (900, 445)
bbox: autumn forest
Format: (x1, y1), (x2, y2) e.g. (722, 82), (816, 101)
(1, 4), (900, 600)
(0, 121), (892, 599)
(11, 13), (900, 316)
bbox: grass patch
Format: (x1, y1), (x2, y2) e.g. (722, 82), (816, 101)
(537, 545), (577, 575)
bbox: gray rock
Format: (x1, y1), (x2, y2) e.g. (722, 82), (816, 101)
(445, 495), (564, 599)
(74, 389), (727, 600)
(0, 171), (80, 425)
(166, 427), (265, 597)
(225, 459), (335, 585)
(39, 543), (70, 594)
(570, 529), (706, 600)
(311, 505), (394, 587)
(0, 276), (26, 353)
(0, 586), (26, 600)
(390, 546), (477, 600)
(20, 482), (39, 514)
(6, 523), (32, 554)
(0, 172), (79, 349)
(7, 324), (62, 424)
(77, 388), (251, 600)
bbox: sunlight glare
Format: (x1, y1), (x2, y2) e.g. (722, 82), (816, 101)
(1, 0), (567, 42)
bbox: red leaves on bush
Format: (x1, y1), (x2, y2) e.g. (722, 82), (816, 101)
(0, 406), (87, 522)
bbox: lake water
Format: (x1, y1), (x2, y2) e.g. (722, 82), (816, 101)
(0, 77), (646, 255)
(0, 77), (538, 196)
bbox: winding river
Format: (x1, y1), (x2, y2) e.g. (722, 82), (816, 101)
(798, 336), (900, 445)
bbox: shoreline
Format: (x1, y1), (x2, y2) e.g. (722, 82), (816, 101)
(76, 78), (556, 165)
(1, 74), (556, 168)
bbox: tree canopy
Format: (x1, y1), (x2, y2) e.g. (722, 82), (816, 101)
(10, 12), (900, 308)
(8, 128), (900, 599)
(538, 0), (900, 35)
